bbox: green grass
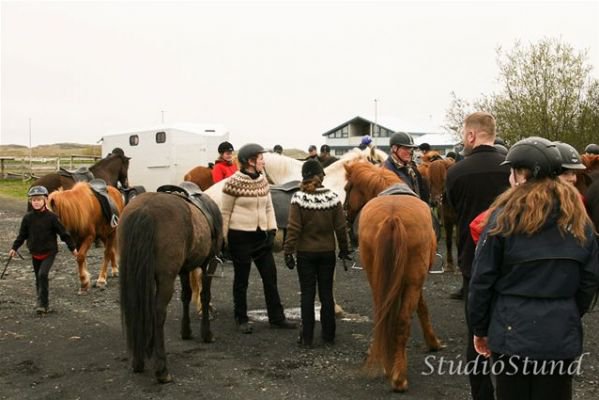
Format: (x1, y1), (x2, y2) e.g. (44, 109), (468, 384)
(0, 179), (31, 199)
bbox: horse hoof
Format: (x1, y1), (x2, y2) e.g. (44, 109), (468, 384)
(112, 271), (119, 278)
(157, 373), (173, 384)
(202, 332), (215, 343)
(391, 379), (408, 393)
(95, 281), (107, 290)
(78, 287), (90, 295)
(181, 332), (193, 340)
(334, 304), (345, 318)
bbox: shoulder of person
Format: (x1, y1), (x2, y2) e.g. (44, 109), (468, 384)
(291, 188), (340, 210)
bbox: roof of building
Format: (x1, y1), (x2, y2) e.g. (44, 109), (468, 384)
(322, 115), (447, 136)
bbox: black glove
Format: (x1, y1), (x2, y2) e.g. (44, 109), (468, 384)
(265, 230), (276, 249)
(338, 250), (353, 261)
(285, 254), (296, 270)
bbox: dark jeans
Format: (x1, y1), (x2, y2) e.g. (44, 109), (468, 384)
(493, 354), (573, 400)
(32, 254), (56, 308)
(228, 230), (285, 324)
(464, 276), (495, 400)
(296, 251), (336, 344)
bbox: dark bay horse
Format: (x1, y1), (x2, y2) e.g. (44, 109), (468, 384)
(427, 158), (458, 271)
(32, 150), (130, 195)
(48, 183), (124, 291)
(344, 162), (443, 392)
(118, 191), (223, 383)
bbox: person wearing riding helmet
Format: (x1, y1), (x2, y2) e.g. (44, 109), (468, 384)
(358, 135), (372, 150)
(273, 144), (283, 155)
(212, 141), (237, 183)
(283, 159), (350, 347)
(469, 136), (599, 400)
(584, 143), (599, 155)
(318, 144), (338, 168)
(221, 143), (296, 334)
(555, 141), (586, 187)
(9, 186), (78, 314)
(383, 131), (430, 204)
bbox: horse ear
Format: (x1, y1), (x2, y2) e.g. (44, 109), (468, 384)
(126, 157), (131, 161)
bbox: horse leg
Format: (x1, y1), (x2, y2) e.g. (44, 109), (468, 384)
(154, 276), (175, 384)
(390, 285), (421, 393)
(95, 236), (114, 288)
(190, 269), (202, 314)
(416, 292), (444, 351)
(179, 272), (192, 340)
(76, 236), (94, 293)
(200, 260), (215, 343)
(107, 233), (119, 278)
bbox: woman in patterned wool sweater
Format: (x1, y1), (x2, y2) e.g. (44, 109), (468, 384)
(283, 159), (350, 347)
(221, 143), (296, 334)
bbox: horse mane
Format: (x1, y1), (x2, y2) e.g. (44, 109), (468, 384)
(262, 152), (303, 183)
(48, 182), (98, 237)
(345, 162), (402, 199)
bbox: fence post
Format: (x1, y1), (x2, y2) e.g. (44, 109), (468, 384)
(22, 158), (26, 181)
(70, 155), (74, 170)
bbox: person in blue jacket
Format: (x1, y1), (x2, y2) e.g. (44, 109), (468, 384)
(469, 137), (599, 400)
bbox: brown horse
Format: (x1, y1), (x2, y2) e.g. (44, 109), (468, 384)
(575, 154), (599, 195)
(48, 183), (124, 291)
(427, 158), (458, 271)
(32, 151), (131, 195)
(344, 162), (443, 392)
(184, 166), (214, 191)
(118, 191), (223, 383)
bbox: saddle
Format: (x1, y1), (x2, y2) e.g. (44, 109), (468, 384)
(157, 182), (223, 256)
(58, 167), (94, 182)
(89, 179), (120, 228)
(270, 180), (300, 229)
(378, 183), (418, 198)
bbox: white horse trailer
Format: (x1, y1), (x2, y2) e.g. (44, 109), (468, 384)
(101, 124), (229, 192)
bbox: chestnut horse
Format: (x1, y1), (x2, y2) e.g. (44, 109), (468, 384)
(427, 158), (458, 271)
(118, 191), (222, 383)
(48, 182), (124, 291)
(575, 154), (599, 196)
(344, 162), (443, 392)
(32, 151), (131, 195)
(184, 166), (214, 191)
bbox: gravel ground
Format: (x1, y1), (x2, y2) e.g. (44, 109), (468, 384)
(1, 195), (598, 400)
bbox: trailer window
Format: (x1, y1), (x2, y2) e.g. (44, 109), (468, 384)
(156, 131), (166, 144)
(129, 135), (139, 146)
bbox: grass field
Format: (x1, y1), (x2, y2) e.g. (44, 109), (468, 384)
(0, 179), (31, 200)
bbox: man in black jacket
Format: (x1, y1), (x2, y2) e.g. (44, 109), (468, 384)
(445, 112), (510, 400)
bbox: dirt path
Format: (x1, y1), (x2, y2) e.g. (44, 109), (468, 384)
(0, 195), (598, 399)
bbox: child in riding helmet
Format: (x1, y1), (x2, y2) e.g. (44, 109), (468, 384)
(212, 141), (237, 183)
(9, 186), (78, 314)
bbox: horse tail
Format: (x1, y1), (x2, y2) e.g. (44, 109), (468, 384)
(367, 215), (408, 374)
(119, 208), (157, 363)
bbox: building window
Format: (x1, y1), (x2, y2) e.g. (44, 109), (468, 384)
(156, 131), (166, 143)
(341, 127), (348, 138)
(129, 135), (139, 146)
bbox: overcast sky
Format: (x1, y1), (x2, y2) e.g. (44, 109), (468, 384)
(1, 0), (598, 150)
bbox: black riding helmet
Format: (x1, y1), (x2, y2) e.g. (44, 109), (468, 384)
(218, 141), (234, 154)
(494, 137), (506, 146)
(494, 144), (509, 155)
(28, 185), (49, 197)
(390, 132), (417, 148)
(237, 143), (266, 165)
(554, 141), (586, 171)
(584, 143), (599, 155)
(500, 136), (562, 179)
(302, 159), (325, 180)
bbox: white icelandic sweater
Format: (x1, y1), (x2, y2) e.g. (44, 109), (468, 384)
(221, 171), (277, 238)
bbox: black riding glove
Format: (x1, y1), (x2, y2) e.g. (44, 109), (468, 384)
(265, 230), (276, 249)
(285, 254), (296, 270)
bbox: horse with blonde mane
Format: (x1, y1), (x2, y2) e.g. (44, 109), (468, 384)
(48, 182), (124, 292)
(344, 162), (443, 392)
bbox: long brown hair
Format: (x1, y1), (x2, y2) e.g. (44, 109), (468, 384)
(486, 176), (592, 244)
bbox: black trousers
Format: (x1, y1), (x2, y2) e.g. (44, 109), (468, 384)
(464, 276), (495, 400)
(32, 254), (56, 308)
(296, 251), (336, 344)
(493, 354), (573, 400)
(228, 230), (285, 324)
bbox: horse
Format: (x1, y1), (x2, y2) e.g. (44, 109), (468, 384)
(47, 182), (124, 291)
(427, 158), (458, 271)
(575, 154), (599, 196)
(118, 190), (222, 383)
(585, 173), (599, 233)
(344, 162), (443, 392)
(31, 151), (131, 195)
(184, 166), (214, 191)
